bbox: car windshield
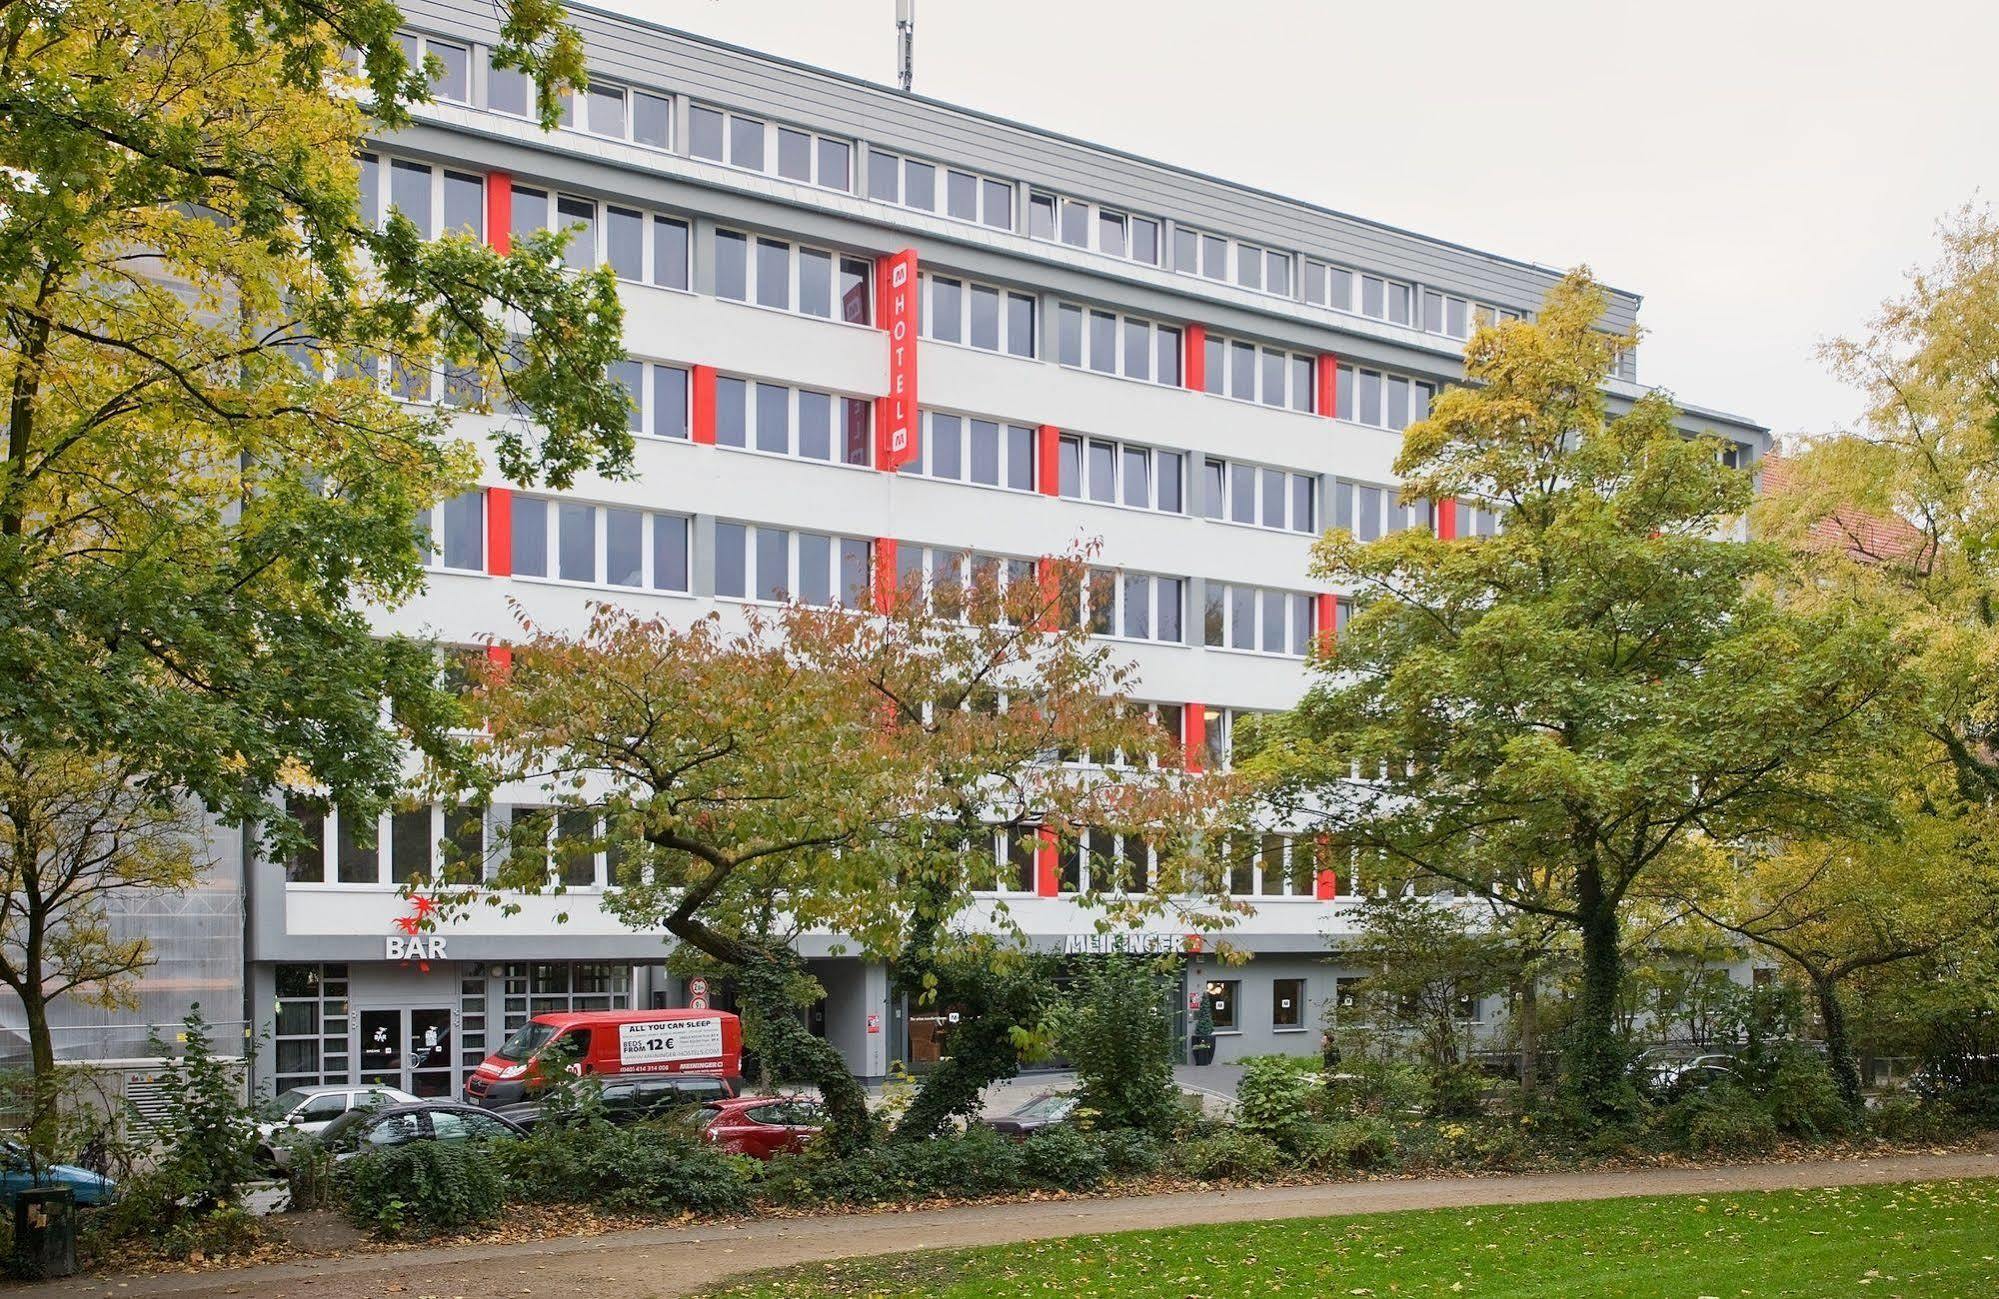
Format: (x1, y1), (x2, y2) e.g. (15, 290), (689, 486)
(1012, 1094), (1075, 1120)
(496, 1020), (558, 1063)
(316, 1108), (369, 1148)
(256, 1088), (311, 1120)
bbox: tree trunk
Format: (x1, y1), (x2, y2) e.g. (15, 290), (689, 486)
(1811, 970), (1865, 1116)
(662, 912), (875, 1154)
(1518, 974), (1539, 1103)
(1566, 870), (1629, 1120)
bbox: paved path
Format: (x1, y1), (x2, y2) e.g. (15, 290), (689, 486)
(19, 1148), (1996, 1299)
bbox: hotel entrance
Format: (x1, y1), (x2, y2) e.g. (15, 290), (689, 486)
(357, 1005), (456, 1098)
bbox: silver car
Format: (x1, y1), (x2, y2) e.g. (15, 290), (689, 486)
(254, 1084), (418, 1169)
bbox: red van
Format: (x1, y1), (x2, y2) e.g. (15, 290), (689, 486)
(464, 1009), (742, 1107)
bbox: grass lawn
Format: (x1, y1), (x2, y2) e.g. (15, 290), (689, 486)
(698, 1179), (1999, 1298)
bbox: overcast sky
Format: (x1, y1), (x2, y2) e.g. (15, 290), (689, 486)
(613, 0), (1998, 437)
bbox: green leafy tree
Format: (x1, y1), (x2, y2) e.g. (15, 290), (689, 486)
(0, 746), (200, 1103)
(1050, 957), (1181, 1136)
(0, 0), (625, 851)
(1241, 272), (1902, 1118)
(455, 557), (1246, 1153)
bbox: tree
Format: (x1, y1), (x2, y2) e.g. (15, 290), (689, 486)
(1, 0), (627, 849)
(1240, 272), (1902, 1118)
(1678, 804), (1999, 1113)
(456, 556), (1245, 1152)
(1049, 957), (1181, 1136)
(0, 746), (201, 1080)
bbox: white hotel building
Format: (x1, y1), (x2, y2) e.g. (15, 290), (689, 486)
(232, 1), (1769, 1099)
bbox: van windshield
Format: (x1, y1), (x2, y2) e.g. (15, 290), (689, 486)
(496, 1020), (557, 1063)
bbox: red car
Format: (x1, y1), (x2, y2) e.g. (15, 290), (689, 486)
(701, 1096), (825, 1159)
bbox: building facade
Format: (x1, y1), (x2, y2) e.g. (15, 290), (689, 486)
(239, 0), (1769, 1097)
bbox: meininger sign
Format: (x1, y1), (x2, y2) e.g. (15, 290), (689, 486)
(877, 249), (919, 471)
(617, 1016), (726, 1071)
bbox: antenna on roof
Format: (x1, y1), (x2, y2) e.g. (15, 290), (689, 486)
(896, 0), (915, 93)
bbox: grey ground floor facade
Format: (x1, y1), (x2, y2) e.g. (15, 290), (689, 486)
(241, 946), (1418, 1098)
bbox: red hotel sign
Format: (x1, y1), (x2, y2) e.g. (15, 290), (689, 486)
(877, 248), (919, 472)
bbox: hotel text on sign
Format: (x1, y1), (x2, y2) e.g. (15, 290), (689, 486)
(877, 248), (919, 472)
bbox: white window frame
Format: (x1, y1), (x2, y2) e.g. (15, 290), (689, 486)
(711, 374), (875, 469)
(714, 228), (875, 327)
(1204, 583), (1317, 658)
(868, 148), (1013, 230)
(1055, 302), (1182, 386)
(508, 495), (692, 595)
(713, 522), (874, 607)
(914, 410), (1039, 493)
(918, 272), (1036, 358)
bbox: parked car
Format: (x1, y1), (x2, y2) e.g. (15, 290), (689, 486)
(312, 1101), (525, 1164)
(984, 1092), (1078, 1139)
(1650, 1053), (1743, 1096)
(464, 1009), (742, 1107)
(701, 1096), (824, 1159)
(495, 1074), (735, 1131)
(0, 1139), (115, 1209)
(254, 1084), (419, 1167)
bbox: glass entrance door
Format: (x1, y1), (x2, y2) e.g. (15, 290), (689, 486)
(357, 1007), (456, 1097)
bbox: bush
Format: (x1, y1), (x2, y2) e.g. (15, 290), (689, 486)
(1653, 1085), (1779, 1156)
(339, 1141), (505, 1238)
(1293, 1116), (1399, 1171)
(1425, 1063), (1485, 1119)
(761, 1125), (1029, 1206)
(1091, 1128), (1163, 1176)
(1020, 1125), (1107, 1189)
(1236, 1055), (1324, 1148)
(1869, 1096), (1971, 1144)
(1765, 1050), (1855, 1139)
(493, 1113), (753, 1216)
(1050, 959), (1179, 1136)
(1174, 1130), (1282, 1181)
(1328, 1056), (1429, 1116)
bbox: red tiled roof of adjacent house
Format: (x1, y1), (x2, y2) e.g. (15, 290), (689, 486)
(1759, 452), (1930, 570)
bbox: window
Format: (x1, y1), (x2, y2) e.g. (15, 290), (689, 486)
(1050, 566), (1183, 644)
(1273, 978), (1306, 1030)
(507, 186), (689, 288)
(360, 156), (485, 242)
(508, 495), (690, 593)
(417, 490), (485, 571)
(1332, 364), (1436, 431)
(917, 412), (1037, 491)
(919, 274), (1035, 357)
(1203, 460), (1317, 533)
(1204, 979), (1239, 1032)
(1200, 330), (1315, 410)
(273, 964), (350, 1091)
(487, 53), (530, 118)
(394, 31), (468, 104)
(501, 962), (629, 1034)
(713, 523), (873, 607)
(715, 229), (872, 325)
(711, 375), (872, 467)
(868, 149), (1011, 228)
(1056, 435), (1184, 515)
(691, 109), (849, 189)
(1055, 303), (1180, 385)
(1203, 584), (1316, 656)
(1026, 192), (1161, 265)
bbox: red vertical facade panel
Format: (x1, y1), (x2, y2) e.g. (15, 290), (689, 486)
(1316, 353), (1339, 418)
(1184, 702), (1206, 773)
(1037, 425), (1061, 496)
(872, 538), (899, 613)
(484, 486), (512, 577)
(486, 172), (512, 255)
(1315, 868), (1337, 901)
(485, 645), (513, 670)
(1035, 826), (1059, 897)
(690, 365), (717, 445)
(1184, 324), (1207, 391)
(1436, 497), (1460, 540)
(876, 249), (920, 470)
(1314, 592), (1336, 655)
